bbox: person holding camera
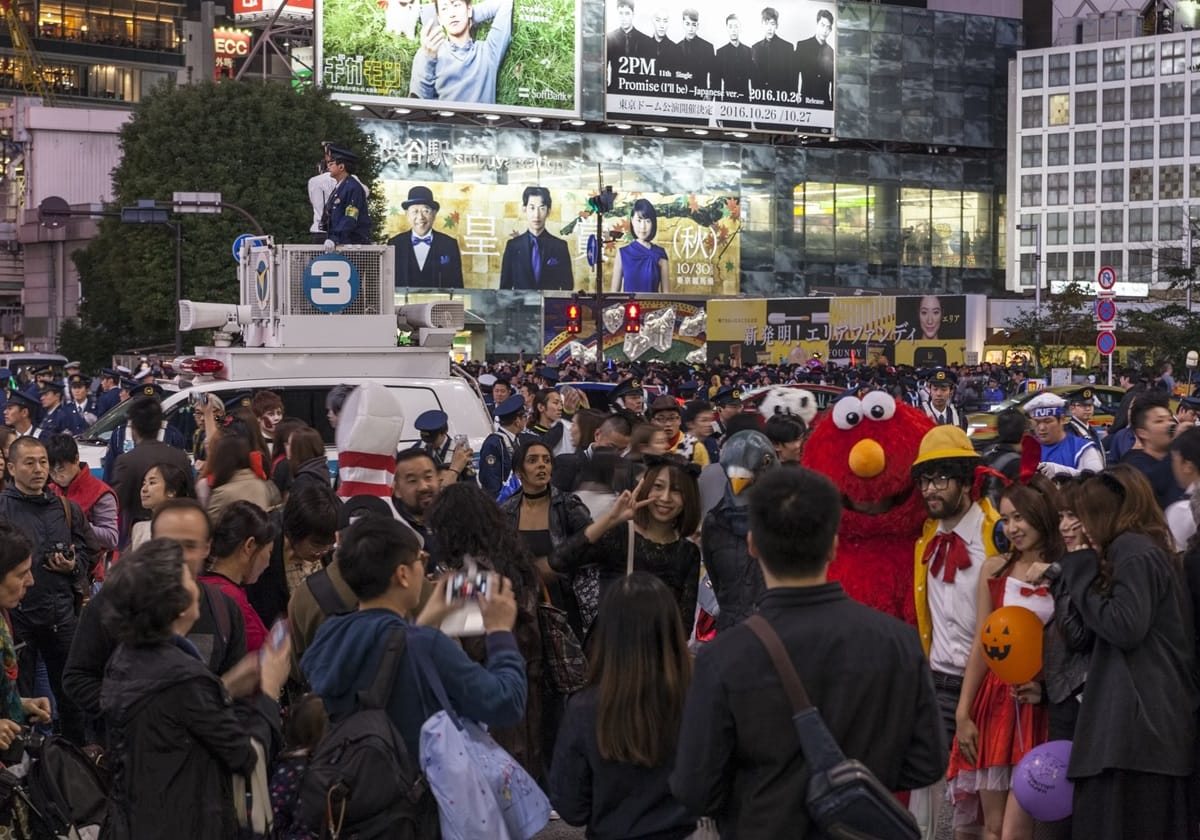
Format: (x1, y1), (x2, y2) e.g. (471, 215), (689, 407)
(0, 437), (93, 745)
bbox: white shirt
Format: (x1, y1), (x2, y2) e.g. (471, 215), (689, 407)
(413, 237), (431, 270)
(927, 502), (990, 676)
(307, 172), (336, 233)
(1166, 483), (1198, 552)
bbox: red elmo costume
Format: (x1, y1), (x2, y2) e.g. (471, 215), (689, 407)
(800, 392), (933, 623)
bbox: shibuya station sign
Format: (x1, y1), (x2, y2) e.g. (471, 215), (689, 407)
(603, 0), (836, 134)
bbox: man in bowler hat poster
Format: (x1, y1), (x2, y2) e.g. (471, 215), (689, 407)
(388, 185), (465, 288)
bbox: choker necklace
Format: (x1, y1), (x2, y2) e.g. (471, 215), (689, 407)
(523, 487), (551, 500)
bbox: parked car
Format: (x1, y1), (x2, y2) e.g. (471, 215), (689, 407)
(965, 384), (1131, 447)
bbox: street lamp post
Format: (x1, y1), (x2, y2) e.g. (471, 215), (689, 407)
(1016, 222), (1043, 375)
(121, 200), (184, 354)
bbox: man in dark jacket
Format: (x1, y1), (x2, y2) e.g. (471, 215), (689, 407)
(108, 396), (194, 539)
(1, 436), (92, 744)
(62, 499), (247, 733)
(671, 467), (947, 837)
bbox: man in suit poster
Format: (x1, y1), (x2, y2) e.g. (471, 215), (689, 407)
(606, 0), (652, 92)
(388, 185), (465, 289)
(716, 12), (752, 127)
(794, 8), (834, 109)
(500, 186), (574, 291)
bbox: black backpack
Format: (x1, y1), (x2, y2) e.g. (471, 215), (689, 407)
(0, 734), (111, 839)
(296, 627), (435, 840)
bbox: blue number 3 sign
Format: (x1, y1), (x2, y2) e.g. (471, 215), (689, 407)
(303, 255), (360, 313)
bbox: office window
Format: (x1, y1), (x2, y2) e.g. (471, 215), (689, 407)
(1129, 207), (1153, 242)
(1048, 53), (1070, 86)
(1075, 130), (1096, 164)
(1019, 252), (1037, 287)
(1074, 171), (1095, 204)
(1021, 134), (1042, 168)
(1161, 81), (1186, 116)
(1074, 89), (1096, 124)
(1046, 172), (1069, 206)
(1161, 164), (1185, 200)
(1046, 252), (1069, 286)
(1192, 164), (1200, 198)
(1102, 87), (1125, 121)
(1161, 123), (1185, 158)
(1019, 214), (1039, 247)
(1161, 40), (1186, 75)
(1131, 42), (1155, 78)
(1047, 132), (1069, 166)
(1046, 212), (1068, 245)
(1103, 46), (1125, 81)
(1160, 205), (1184, 240)
(1023, 55), (1043, 89)
(1102, 169), (1124, 202)
(1128, 250), (1152, 283)
(1102, 128), (1124, 162)
(1073, 211), (1095, 244)
(1192, 79), (1200, 114)
(1101, 209), (1124, 242)
(1130, 84), (1155, 119)
(1021, 174), (1042, 207)
(1192, 122), (1200, 155)
(1129, 167), (1154, 201)
(1022, 96), (1043, 129)
(1048, 93), (1070, 126)
(1075, 49), (1097, 84)
(1129, 125), (1155, 160)
(1073, 250), (1095, 284)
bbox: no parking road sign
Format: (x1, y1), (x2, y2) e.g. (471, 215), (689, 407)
(1096, 332), (1117, 356)
(1095, 298), (1117, 325)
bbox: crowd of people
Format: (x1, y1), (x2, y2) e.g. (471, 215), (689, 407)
(0, 349), (1195, 839)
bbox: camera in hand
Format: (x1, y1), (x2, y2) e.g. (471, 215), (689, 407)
(43, 543), (74, 564)
(445, 571), (489, 604)
(0, 726), (46, 766)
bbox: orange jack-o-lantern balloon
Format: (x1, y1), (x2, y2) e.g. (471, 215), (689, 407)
(979, 606), (1044, 685)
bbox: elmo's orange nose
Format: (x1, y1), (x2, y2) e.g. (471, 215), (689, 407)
(848, 439), (886, 478)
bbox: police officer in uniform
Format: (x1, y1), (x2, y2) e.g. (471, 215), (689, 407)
(36, 381), (86, 438)
(321, 145), (371, 250)
(610, 376), (645, 416)
(478, 395), (529, 498)
(1176, 395), (1200, 434)
(101, 383), (187, 484)
(920, 368), (967, 430)
(1064, 386), (1106, 465)
(3, 391), (39, 437)
(711, 385), (744, 442)
(412, 408), (474, 486)
(94, 368), (123, 417)
(67, 374), (98, 426)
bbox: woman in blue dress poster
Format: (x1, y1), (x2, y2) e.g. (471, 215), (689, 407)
(611, 199), (669, 293)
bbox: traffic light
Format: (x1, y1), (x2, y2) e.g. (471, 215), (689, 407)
(587, 186), (617, 215)
(566, 299), (582, 334)
(624, 300), (641, 333)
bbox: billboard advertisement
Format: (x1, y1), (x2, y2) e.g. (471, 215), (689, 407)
(708, 295), (971, 367)
(543, 296), (708, 364)
(603, 0), (836, 133)
(233, 0), (312, 23)
(380, 180), (741, 293)
(319, 0), (581, 117)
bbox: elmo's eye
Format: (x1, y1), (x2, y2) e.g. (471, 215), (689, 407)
(862, 392), (896, 421)
(832, 397), (864, 430)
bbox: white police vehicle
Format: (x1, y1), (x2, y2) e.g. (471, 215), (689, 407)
(76, 241), (491, 473)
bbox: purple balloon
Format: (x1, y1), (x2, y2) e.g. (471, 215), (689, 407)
(1012, 740), (1074, 822)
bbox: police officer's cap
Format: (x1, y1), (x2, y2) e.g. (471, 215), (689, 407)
(478, 373), (497, 388)
(119, 378), (138, 391)
(611, 377), (642, 401)
(226, 392), (254, 412)
(6, 391), (37, 413)
(32, 366), (51, 376)
(136, 383), (165, 399)
(677, 381), (698, 395)
(1180, 396), (1200, 413)
(39, 381), (64, 395)
(68, 374), (91, 388)
(713, 385), (743, 405)
(414, 409), (449, 432)
(540, 367), (560, 384)
(929, 368), (957, 386)
(1065, 387), (1095, 405)
(327, 145), (359, 164)
(64, 361), (80, 370)
(494, 394), (526, 420)
(100, 368), (120, 380)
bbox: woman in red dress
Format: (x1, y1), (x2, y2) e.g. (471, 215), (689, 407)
(948, 476), (1063, 840)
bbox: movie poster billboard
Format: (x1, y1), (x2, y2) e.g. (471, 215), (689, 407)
(543, 296), (707, 364)
(603, 0), (835, 133)
(707, 295), (970, 366)
(319, 0), (581, 117)
(381, 179), (741, 293)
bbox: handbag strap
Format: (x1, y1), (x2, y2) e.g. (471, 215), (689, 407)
(357, 626), (408, 710)
(412, 638), (465, 730)
(744, 615), (812, 712)
(626, 520), (635, 577)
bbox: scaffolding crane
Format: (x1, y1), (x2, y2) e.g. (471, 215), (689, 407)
(0, 0), (53, 102)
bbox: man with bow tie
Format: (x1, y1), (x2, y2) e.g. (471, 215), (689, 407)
(388, 185), (464, 289)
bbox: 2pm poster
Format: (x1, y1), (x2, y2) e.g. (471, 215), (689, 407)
(603, 0), (836, 133)
(319, 0), (581, 116)
(379, 179), (741, 293)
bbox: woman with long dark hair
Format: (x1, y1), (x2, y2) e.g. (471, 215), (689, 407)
(428, 482), (548, 778)
(286, 427), (331, 494)
(551, 573), (696, 839)
(947, 476), (1061, 839)
(1039, 465), (1195, 840)
(205, 435), (282, 521)
(200, 501), (279, 652)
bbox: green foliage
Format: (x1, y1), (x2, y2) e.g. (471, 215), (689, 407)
(494, 0), (577, 109)
(66, 81), (384, 354)
(1121, 303), (1200, 368)
(1003, 282), (1094, 372)
(324, 0), (417, 88)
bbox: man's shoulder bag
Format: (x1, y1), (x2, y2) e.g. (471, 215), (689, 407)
(743, 614), (920, 840)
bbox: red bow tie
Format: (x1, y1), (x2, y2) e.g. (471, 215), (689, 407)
(922, 531), (971, 584)
(1019, 585), (1049, 597)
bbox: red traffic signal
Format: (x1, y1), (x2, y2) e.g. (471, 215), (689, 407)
(624, 301), (641, 333)
(566, 303), (581, 334)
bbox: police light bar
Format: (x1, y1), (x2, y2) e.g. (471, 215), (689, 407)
(175, 357), (226, 376)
